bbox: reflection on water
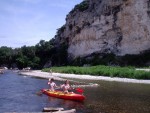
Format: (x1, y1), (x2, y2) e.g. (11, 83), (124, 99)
(0, 71), (150, 113)
(83, 80), (150, 113)
(46, 97), (84, 110)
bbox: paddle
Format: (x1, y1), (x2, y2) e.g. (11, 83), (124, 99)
(75, 88), (84, 94)
(36, 90), (43, 96)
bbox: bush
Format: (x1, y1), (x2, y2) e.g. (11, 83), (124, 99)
(42, 65), (150, 80)
(75, 1), (89, 12)
(70, 1), (89, 13)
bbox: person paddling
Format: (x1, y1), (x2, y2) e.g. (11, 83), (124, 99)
(61, 80), (71, 93)
(48, 78), (58, 91)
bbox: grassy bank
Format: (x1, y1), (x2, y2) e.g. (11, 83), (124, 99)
(42, 65), (150, 80)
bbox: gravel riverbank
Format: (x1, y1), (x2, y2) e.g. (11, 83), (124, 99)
(18, 70), (150, 84)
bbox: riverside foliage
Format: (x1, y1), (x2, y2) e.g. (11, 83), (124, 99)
(0, 39), (68, 69)
(43, 65), (150, 80)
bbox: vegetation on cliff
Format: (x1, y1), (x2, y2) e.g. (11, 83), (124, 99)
(69, 0), (89, 13)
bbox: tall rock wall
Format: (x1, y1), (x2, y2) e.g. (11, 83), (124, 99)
(57, 0), (150, 58)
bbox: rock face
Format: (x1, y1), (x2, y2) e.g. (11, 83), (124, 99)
(56, 0), (150, 59)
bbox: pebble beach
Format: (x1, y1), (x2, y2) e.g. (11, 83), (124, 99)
(19, 70), (150, 84)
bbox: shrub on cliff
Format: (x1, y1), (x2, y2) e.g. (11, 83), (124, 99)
(70, 0), (89, 14)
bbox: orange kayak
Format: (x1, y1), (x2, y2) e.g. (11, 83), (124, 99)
(42, 89), (85, 102)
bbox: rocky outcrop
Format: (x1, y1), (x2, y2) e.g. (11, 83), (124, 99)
(56, 0), (150, 59)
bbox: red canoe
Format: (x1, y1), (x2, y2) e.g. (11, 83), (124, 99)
(42, 89), (85, 102)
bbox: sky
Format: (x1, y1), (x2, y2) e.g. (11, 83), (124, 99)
(0, 0), (83, 48)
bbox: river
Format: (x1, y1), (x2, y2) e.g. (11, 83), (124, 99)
(0, 70), (149, 113)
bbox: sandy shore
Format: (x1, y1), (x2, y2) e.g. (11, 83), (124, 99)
(19, 70), (65, 81)
(18, 70), (150, 84)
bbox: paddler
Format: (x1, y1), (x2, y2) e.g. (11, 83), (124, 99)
(48, 78), (58, 91)
(60, 80), (71, 93)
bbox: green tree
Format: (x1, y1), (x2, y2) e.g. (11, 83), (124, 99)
(0, 46), (13, 67)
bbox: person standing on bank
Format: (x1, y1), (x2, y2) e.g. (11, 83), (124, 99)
(49, 69), (52, 76)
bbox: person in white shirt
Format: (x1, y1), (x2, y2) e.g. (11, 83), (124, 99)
(48, 78), (57, 91)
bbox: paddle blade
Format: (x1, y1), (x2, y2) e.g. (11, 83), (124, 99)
(36, 90), (43, 96)
(75, 88), (83, 94)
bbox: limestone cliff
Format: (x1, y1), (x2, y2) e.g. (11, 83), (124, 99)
(56, 0), (150, 59)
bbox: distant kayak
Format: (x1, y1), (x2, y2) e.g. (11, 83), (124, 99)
(42, 89), (85, 102)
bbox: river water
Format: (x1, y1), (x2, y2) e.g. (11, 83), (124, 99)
(0, 70), (150, 113)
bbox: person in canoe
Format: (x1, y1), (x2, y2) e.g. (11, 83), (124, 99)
(60, 80), (72, 93)
(48, 78), (58, 91)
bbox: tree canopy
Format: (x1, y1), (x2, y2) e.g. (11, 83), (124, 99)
(0, 38), (68, 69)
